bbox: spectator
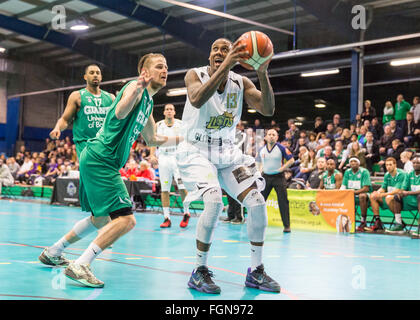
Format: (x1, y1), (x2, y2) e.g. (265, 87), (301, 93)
(333, 140), (348, 170)
(332, 114), (344, 130)
(363, 131), (380, 173)
(16, 156), (33, 184)
(334, 127), (343, 140)
(138, 161), (154, 181)
(338, 128), (352, 148)
(400, 151), (414, 173)
(358, 126), (368, 145)
(349, 141), (366, 169)
(6, 157), (20, 179)
(313, 116), (325, 134)
(293, 137), (307, 159)
(402, 112), (416, 147)
(306, 157), (327, 189)
(307, 132), (318, 151)
(378, 125), (395, 158)
(389, 119), (403, 141)
(44, 157), (59, 185)
(325, 122), (336, 141)
(0, 158), (14, 192)
(361, 99), (377, 122)
(394, 94), (411, 130)
(252, 119), (263, 132)
(292, 146), (309, 178)
(353, 114), (363, 128)
(411, 96), (420, 125)
(319, 159), (343, 190)
(369, 117), (383, 141)
(388, 139), (405, 168)
(382, 101), (394, 125)
(349, 123), (356, 135)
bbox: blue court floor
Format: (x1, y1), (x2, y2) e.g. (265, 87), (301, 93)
(0, 199), (419, 300)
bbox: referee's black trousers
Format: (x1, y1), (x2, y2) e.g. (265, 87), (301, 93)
(261, 172), (290, 228)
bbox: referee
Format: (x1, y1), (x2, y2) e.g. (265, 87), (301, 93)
(256, 129), (295, 233)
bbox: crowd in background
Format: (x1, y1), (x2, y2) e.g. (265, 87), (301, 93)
(1, 93), (419, 190)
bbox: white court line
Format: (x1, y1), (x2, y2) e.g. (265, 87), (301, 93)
(267, 255), (281, 258)
(370, 256), (384, 258)
(183, 256), (195, 259)
(396, 256), (410, 259)
(212, 256), (227, 258)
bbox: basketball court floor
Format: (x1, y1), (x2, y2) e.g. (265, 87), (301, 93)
(1, 199), (419, 300)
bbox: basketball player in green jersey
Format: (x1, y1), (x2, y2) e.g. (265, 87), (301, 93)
(39, 65), (115, 267)
(319, 158), (343, 190)
(62, 53), (181, 288)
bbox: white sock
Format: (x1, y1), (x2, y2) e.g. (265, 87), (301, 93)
(48, 237), (70, 256)
(183, 203), (190, 216)
(196, 249), (209, 269)
(163, 207), (170, 219)
(75, 242), (102, 266)
(250, 244), (263, 272)
(395, 213), (402, 224)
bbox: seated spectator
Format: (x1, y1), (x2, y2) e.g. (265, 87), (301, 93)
(313, 116), (326, 134)
(333, 127), (343, 140)
(382, 100), (394, 125)
(307, 132), (318, 151)
(333, 140), (348, 171)
(368, 157), (406, 232)
(369, 117), (383, 141)
(138, 160), (154, 181)
(387, 139), (404, 168)
(325, 123), (336, 141)
(411, 96), (420, 125)
(340, 157), (372, 232)
(361, 99), (377, 122)
(295, 148), (316, 181)
(389, 119), (403, 141)
(378, 125), (395, 159)
(349, 123), (356, 135)
(120, 159), (141, 180)
(348, 142), (366, 169)
(353, 114), (363, 128)
(252, 119), (263, 132)
(306, 157), (327, 189)
(363, 132), (380, 173)
(0, 158), (14, 193)
(358, 126), (368, 145)
(293, 137), (307, 159)
(6, 157), (20, 179)
(44, 157), (59, 185)
(332, 114), (344, 131)
(402, 112), (417, 147)
(319, 158), (343, 190)
(387, 156), (420, 237)
(338, 128), (352, 148)
(400, 151), (414, 173)
(16, 156), (33, 184)
(284, 169), (306, 189)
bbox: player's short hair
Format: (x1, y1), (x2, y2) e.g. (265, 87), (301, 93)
(137, 53), (165, 74)
(84, 64), (101, 74)
(385, 157), (397, 165)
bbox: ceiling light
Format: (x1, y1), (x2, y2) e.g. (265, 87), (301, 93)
(390, 57), (420, 66)
(70, 18), (89, 31)
(295, 121), (303, 126)
(314, 99), (326, 108)
(0, 47), (5, 53)
(247, 109), (257, 113)
(167, 87), (187, 97)
(301, 69), (339, 77)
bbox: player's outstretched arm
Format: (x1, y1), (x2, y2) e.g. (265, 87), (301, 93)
(243, 75), (275, 116)
(115, 71), (151, 120)
(50, 91), (80, 140)
(142, 114), (183, 147)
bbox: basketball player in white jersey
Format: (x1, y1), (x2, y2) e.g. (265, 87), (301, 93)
(153, 104), (190, 228)
(176, 38), (280, 294)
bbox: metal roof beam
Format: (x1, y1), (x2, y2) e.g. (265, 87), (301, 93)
(79, 0), (223, 53)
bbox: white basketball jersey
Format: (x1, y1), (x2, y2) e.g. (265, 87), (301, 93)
(156, 118), (182, 155)
(182, 66), (244, 146)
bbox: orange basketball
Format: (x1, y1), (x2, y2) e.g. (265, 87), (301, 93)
(237, 31), (273, 70)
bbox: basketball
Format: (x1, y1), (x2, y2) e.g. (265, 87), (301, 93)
(237, 30), (274, 70)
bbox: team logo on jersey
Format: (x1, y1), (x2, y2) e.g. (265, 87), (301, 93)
(205, 112), (234, 130)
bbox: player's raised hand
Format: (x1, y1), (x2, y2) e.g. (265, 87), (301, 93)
(137, 70), (152, 92)
(224, 40), (249, 69)
(49, 128), (61, 140)
(257, 51), (273, 74)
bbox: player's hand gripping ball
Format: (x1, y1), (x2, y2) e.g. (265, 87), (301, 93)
(237, 31), (273, 71)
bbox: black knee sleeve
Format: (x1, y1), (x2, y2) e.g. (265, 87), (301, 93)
(109, 207), (133, 220)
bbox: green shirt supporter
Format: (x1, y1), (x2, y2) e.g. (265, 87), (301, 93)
(322, 169), (340, 190)
(342, 167), (372, 192)
(394, 100), (411, 121)
(382, 168), (407, 192)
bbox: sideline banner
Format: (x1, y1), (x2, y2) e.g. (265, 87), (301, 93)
(267, 189), (355, 233)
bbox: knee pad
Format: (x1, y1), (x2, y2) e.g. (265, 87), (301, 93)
(196, 188), (224, 244)
(242, 189), (267, 243)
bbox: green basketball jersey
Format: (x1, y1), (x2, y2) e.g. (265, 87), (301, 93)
(322, 169), (340, 190)
(87, 81), (153, 169)
(342, 167), (372, 191)
(382, 168), (406, 192)
(73, 88), (114, 143)
(403, 171), (420, 192)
